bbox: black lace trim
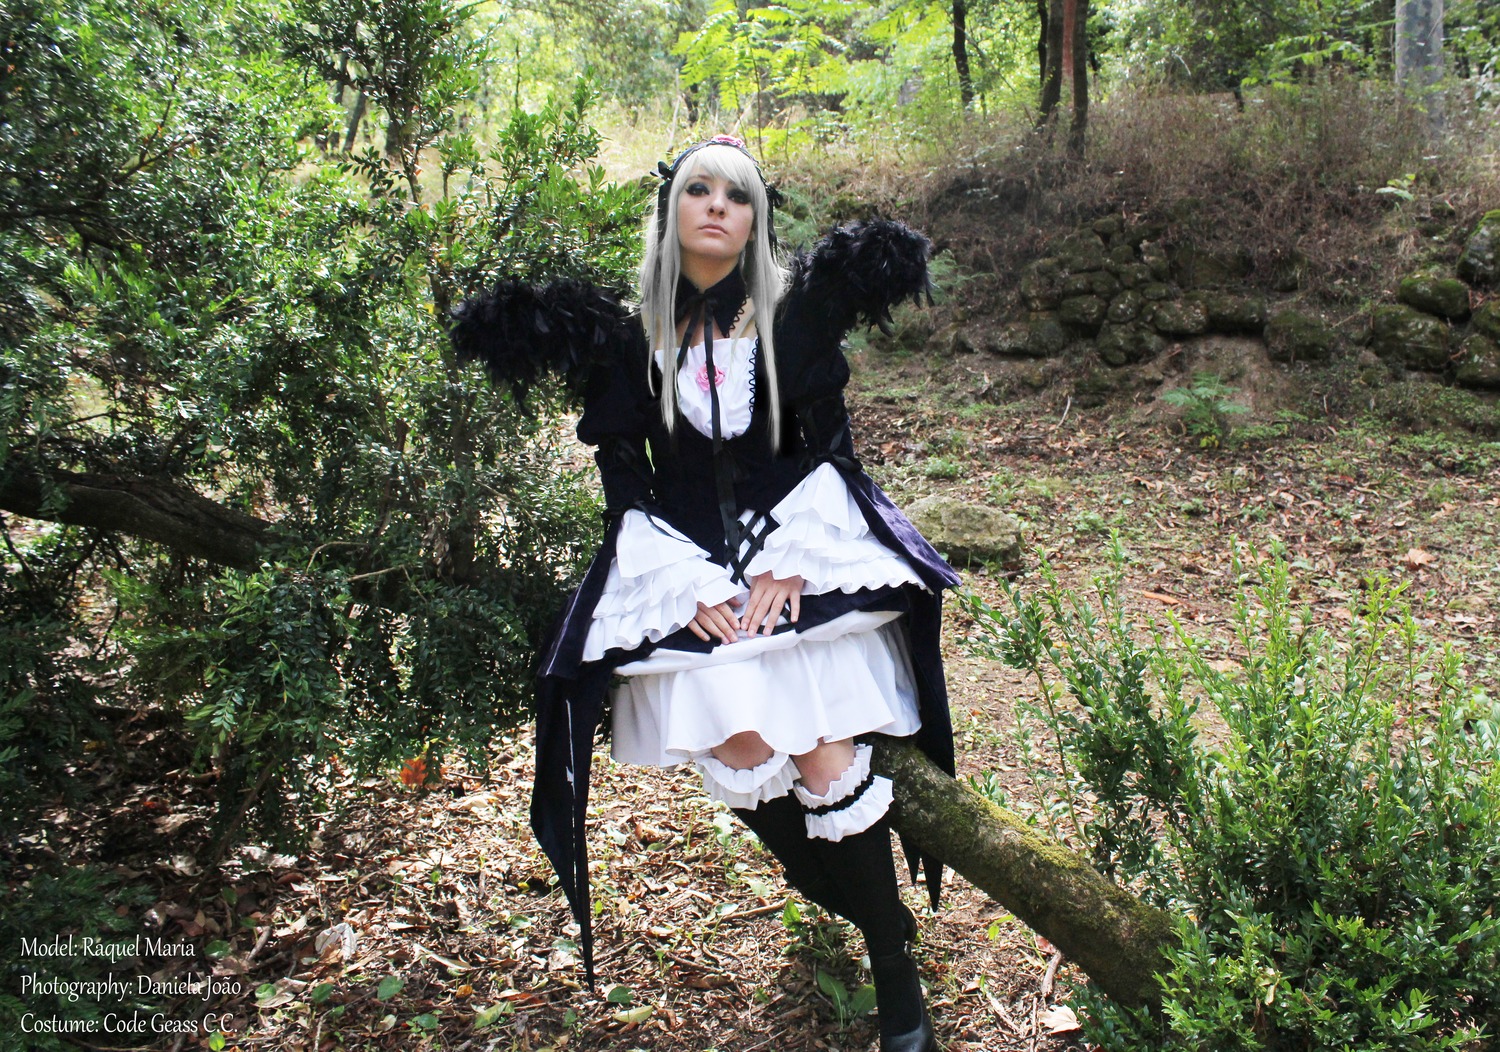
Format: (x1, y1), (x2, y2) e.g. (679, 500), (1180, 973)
(802, 770), (877, 817)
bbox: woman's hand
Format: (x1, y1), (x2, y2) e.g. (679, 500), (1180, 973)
(690, 599), (742, 644)
(740, 572), (803, 637)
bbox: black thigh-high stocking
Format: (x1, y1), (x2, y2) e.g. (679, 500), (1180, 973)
(807, 817), (932, 1051)
(732, 794), (849, 919)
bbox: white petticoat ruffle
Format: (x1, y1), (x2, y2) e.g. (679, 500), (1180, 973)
(693, 752), (799, 809)
(609, 614), (920, 766)
(743, 463), (926, 595)
(581, 511), (743, 663)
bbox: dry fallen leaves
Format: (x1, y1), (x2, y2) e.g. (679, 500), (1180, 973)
(1038, 1004), (1081, 1035)
(1402, 548), (1437, 571)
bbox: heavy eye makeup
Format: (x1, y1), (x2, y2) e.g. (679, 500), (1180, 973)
(685, 180), (751, 205)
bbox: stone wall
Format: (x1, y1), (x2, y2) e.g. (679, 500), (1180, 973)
(947, 209), (1500, 398)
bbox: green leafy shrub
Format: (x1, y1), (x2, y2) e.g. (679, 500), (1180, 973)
(964, 542), (1500, 1049)
(1, 0), (643, 846)
(1160, 373), (1250, 448)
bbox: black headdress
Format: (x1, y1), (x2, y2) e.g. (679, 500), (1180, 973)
(653, 134), (785, 249)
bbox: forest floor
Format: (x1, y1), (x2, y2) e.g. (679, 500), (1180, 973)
(59, 339), (1500, 1052)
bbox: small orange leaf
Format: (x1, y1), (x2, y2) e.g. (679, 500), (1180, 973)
(399, 757), (428, 787)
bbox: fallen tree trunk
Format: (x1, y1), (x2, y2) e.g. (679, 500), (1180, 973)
(873, 736), (1175, 1011)
(0, 466), (273, 570)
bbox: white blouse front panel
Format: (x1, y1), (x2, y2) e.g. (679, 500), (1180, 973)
(653, 336), (757, 439)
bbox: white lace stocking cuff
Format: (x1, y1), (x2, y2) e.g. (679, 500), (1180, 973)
(793, 743), (893, 841)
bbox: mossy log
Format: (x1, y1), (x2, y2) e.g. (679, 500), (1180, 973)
(872, 736), (1176, 1010)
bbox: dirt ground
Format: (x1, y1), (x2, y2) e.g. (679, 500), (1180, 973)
(42, 338), (1500, 1052)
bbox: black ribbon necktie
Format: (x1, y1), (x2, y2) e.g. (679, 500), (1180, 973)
(675, 292), (771, 587)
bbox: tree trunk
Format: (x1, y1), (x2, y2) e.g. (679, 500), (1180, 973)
(1037, 0), (1064, 127)
(952, 0), (976, 110)
(1068, 0), (1090, 158)
(0, 466), (272, 570)
(343, 91), (368, 153)
(873, 736), (1175, 1011)
(1395, 0), (1445, 132)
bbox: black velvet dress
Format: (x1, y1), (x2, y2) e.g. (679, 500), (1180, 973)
(455, 219), (960, 980)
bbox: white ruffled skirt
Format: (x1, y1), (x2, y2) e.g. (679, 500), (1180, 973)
(587, 465), (927, 806)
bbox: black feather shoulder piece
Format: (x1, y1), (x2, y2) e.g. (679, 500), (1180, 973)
(449, 277), (639, 406)
(785, 218), (933, 336)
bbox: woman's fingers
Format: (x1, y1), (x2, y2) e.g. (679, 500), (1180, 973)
(693, 601), (739, 643)
(742, 573), (803, 635)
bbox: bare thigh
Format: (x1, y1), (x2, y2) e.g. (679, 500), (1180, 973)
(710, 733), (855, 797)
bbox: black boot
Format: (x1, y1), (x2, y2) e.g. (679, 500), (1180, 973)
(806, 818), (935, 1052)
(869, 943), (936, 1052)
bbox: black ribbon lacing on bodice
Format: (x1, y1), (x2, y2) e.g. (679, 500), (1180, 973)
(675, 271), (772, 585)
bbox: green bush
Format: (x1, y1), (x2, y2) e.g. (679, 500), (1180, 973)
(1, 0), (642, 846)
(1160, 373), (1250, 448)
(964, 542), (1500, 1049)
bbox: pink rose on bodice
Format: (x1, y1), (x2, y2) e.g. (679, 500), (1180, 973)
(695, 363), (726, 391)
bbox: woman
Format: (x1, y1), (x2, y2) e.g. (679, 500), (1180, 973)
(452, 136), (958, 1052)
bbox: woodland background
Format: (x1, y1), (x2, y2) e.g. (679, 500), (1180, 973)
(3, 0), (1500, 1049)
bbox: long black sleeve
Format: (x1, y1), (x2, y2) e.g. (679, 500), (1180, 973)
(576, 339), (658, 516)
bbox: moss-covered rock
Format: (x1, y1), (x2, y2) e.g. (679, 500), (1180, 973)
(1059, 295), (1107, 335)
(1096, 322), (1166, 366)
(1472, 302), (1500, 341)
(1370, 304), (1450, 370)
(1109, 261), (1153, 289)
(1140, 242), (1171, 281)
(984, 316), (1068, 359)
(1107, 243), (1137, 266)
(984, 321), (1032, 357)
(1107, 290), (1144, 324)
(1397, 273), (1472, 320)
(1455, 333), (1500, 390)
(1266, 310), (1337, 363)
(1140, 282), (1172, 302)
(905, 494), (1023, 567)
(1026, 314), (1070, 357)
(1091, 216), (1124, 240)
(1150, 299), (1210, 336)
(1121, 220), (1167, 249)
(1193, 291), (1268, 335)
(1020, 259), (1063, 311)
(1171, 244), (1253, 288)
(1061, 270), (1120, 300)
(1457, 209), (1500, 288)
(1057, 231), (1108, 273)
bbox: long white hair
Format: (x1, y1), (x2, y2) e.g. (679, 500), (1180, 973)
(638, 143), (788, 445)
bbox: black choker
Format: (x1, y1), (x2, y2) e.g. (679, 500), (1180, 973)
(674, 269), (748, 341)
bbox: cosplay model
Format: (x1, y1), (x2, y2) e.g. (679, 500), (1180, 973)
(451, 136), (959, 1052)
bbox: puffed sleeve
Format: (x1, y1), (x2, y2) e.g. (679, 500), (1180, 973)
(576, 340), (658, 515)
(776, 219), (933, 471)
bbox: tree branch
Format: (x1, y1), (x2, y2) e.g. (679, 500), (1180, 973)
(873, 736), (1175, 1010)
(0, 466), (273, 570)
